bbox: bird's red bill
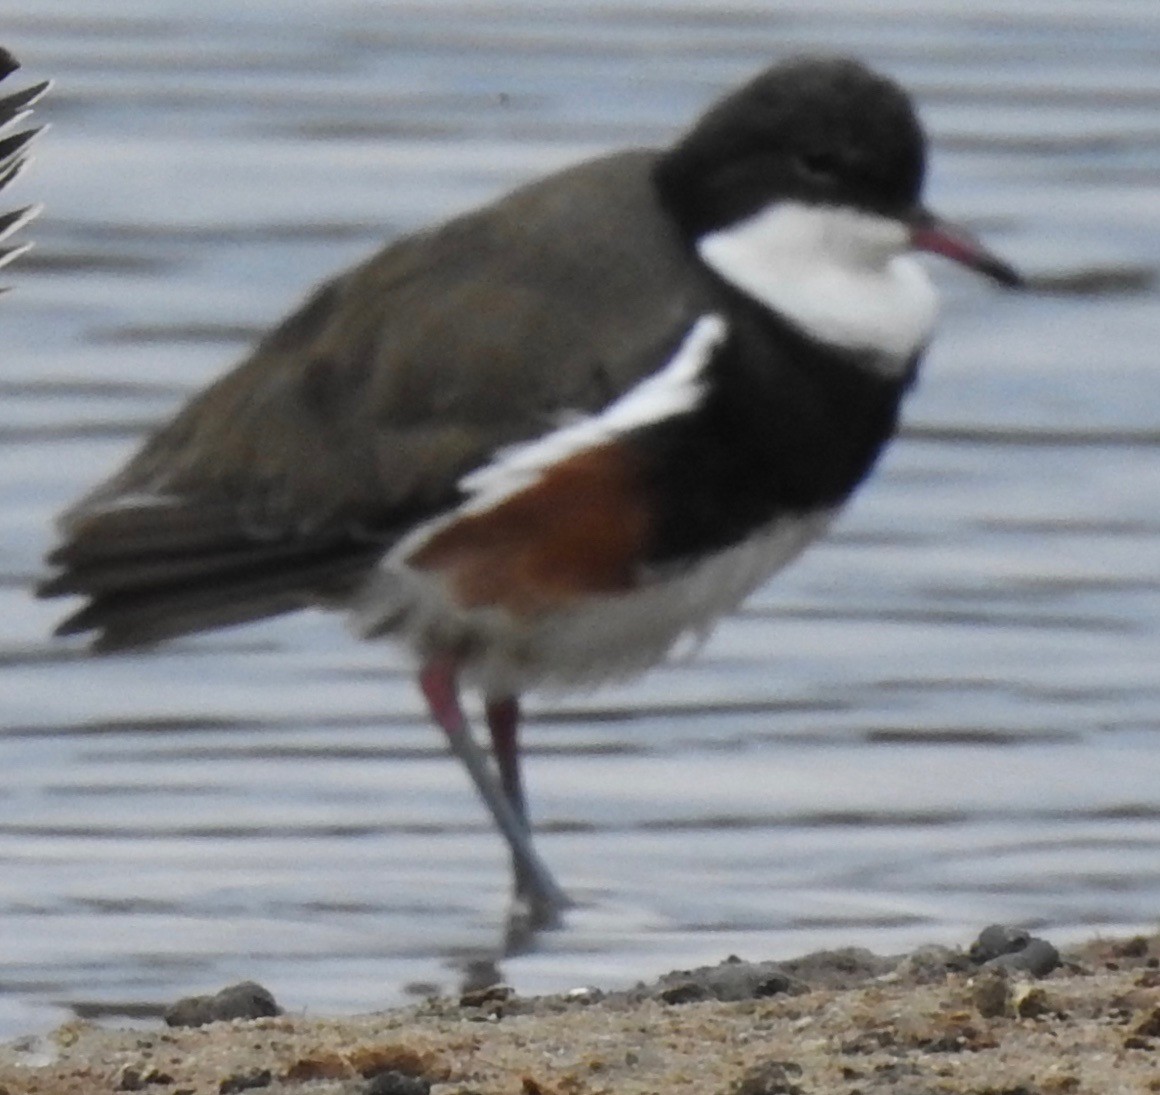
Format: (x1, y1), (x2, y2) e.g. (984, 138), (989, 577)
(910, 212), (1022, 288)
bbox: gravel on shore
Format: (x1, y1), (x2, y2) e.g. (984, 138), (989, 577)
(2, 931), (1158, 1095)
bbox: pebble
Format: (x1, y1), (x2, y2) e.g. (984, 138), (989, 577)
(969, 924), (1060, 977)
(218, 1068), (272, 1094)
(986, 939), (1060, 978)
(648, 957), (800, 1005)
(365, 1070), (431, 1095)
(164, 981), (282, 1028)
(969, 925), (1031, 963)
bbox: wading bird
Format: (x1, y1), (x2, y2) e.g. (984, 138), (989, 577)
(40, 56), (1021, 928)
(0, 48), (48, 286)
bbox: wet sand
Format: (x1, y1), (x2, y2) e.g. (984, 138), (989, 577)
(3, 930), (1158, 1095)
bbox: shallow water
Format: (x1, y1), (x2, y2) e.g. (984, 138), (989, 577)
(0, 0), (1159, 1038)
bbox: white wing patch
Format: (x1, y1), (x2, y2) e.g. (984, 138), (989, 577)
(697, 200), (938, 372)
(456, 311), (727, 516)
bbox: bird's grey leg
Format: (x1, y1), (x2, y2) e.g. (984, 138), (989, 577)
(418, 658), (571, 919)
(484, 694), (553, 917)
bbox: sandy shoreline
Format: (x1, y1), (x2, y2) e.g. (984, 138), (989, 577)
(3, 930), (1158, 1095)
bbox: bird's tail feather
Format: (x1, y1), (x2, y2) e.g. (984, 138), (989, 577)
(39, 502), (387, 651)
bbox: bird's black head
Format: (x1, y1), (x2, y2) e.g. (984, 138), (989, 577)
(655, 56), (926, 239)
(655, 55), (1021, 307)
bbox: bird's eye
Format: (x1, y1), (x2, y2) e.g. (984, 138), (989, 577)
(795, 151), (843, 185)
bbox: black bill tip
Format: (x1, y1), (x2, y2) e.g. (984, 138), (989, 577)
(910, 210), (1023, 289)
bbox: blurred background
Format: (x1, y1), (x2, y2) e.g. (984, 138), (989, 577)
(0, 0), (1158, 1038)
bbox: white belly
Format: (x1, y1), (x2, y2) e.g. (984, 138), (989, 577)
(353, 508), (835, 696)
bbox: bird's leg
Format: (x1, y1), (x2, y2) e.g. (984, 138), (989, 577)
(484, 695), (527, 825)
(485, 694), (552, 918)
(418, 657), (571, 919)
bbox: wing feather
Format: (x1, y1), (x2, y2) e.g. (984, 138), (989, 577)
(0, 52), (46, 287)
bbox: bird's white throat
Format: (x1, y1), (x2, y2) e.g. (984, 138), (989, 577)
(697, 200), (938, 373)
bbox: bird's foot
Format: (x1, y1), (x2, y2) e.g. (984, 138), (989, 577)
(502, 885), (568, 954)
